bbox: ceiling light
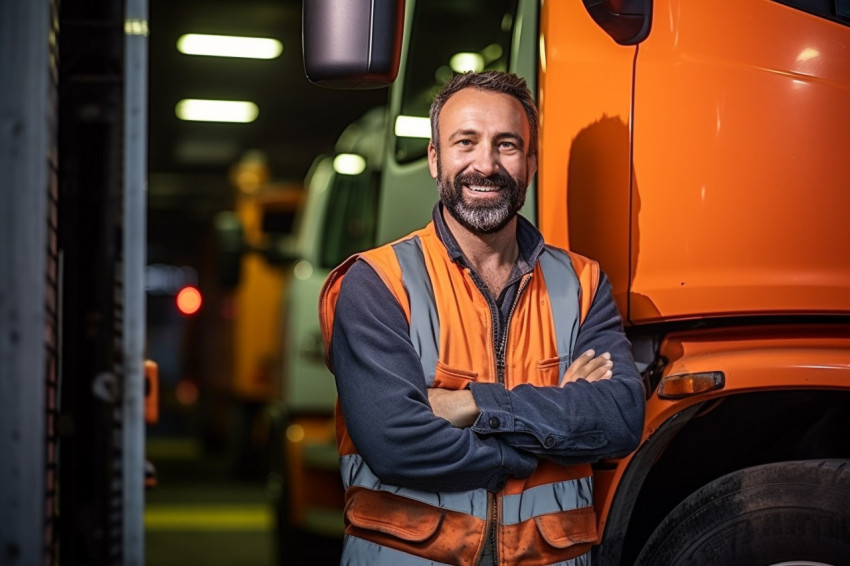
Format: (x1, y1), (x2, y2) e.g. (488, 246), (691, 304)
(175, 99), (259, 123)
(333, 153), (367, 176)
(177, 34), (283, 59)
(449, 52), (484, 73)
(394, 115), (431, 139)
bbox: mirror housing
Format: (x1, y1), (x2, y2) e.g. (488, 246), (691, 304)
(302, 0), (404, 89)
(583, 0), (652, 45)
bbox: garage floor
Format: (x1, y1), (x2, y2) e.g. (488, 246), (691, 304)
(145, 437), (342, 566)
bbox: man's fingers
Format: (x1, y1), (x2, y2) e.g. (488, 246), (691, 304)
(584, 360), (613, 382)
(561, 351), (613, 385)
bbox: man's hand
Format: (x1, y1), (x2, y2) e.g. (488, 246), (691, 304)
(561, 350), (613, 386)
(428, 388), (479, 428)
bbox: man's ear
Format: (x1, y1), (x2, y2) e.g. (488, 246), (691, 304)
(427, 141), (439, 179)
(527, 151), (538, 181)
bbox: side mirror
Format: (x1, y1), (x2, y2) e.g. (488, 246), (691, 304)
(582, 0), (652, 45)
(302, 0), (404, 89)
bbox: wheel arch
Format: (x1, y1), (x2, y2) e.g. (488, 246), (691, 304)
(595, 388), (850, 565)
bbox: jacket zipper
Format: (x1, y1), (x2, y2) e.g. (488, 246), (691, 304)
(468, 267), (532, 565)
(496, 274), (532, 384)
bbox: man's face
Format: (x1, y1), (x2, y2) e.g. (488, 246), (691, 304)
(428, 88), (537, 235)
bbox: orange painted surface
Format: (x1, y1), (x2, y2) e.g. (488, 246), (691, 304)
(593, 323), (850, 536)
(540, 0), (850, 324)
(538, 0), (636, 313)
(144, 359), (159, 425)
(284, 416), (344, 527)
(629, 0), (850, 322)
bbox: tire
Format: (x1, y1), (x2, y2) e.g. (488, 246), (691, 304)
(634, 459), (850, 566)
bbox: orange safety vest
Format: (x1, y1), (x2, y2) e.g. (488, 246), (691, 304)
(320, 221), (601, 566)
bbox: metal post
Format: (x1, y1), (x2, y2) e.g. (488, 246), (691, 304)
(122, 0), (149, 564)
(0, 0), (50, 564)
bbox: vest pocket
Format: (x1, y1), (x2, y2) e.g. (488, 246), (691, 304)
(344, 487), (444, 542)
(534, 506), (597, 548)
(432, 361), (477, 390)
(536, 355), (569, 386)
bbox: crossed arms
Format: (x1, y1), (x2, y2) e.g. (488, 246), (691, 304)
(330, 260), (645, 492)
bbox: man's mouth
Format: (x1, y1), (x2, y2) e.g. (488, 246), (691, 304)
(466, 184), (502, 193)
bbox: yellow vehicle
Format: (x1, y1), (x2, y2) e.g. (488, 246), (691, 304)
(214, 154), (305, 478)
(303, 0), (850, 563)
(259, 109), (386, 562)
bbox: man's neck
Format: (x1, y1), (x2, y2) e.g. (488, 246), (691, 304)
(442, 208), (519, 296)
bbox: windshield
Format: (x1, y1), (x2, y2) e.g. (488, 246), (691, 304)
(395, 0), (519, 164)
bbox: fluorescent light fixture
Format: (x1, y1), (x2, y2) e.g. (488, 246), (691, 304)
(333, 153), (367, 176)
(394, 115), (431, 139)
(125, 19), (149, 36)
(175, 99), (259, 123)
(177, 34), (283, 59)
(449, 52), (484, 73)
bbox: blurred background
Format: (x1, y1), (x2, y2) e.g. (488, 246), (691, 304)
(144, 0), (385, 564)
(141, 0), (520, 563)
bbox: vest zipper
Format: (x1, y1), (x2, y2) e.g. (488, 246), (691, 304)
(491, 492), (499, 566)
(491, 275), (531, 565)
(496, 274), (532, 384)
(469, 267), (532, 565)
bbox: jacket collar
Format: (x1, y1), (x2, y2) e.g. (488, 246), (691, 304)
(431, 202), (545, 276)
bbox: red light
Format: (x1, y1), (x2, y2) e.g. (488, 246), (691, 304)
(176, 285), (202, 315)
(175, 379), (199, 405)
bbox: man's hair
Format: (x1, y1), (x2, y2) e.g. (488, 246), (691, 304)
(429, 71), (539, 156)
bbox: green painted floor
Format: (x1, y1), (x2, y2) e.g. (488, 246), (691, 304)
(145, 438), (342, 566)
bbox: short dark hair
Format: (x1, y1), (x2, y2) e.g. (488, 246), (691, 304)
(429, 71), (538, 155)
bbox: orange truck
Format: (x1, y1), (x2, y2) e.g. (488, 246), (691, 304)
(303, 0), (850, 563)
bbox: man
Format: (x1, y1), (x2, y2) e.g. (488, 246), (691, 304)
(319, 71), (645, 566)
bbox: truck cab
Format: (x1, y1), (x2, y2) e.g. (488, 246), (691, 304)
(303, 0), (850, 563)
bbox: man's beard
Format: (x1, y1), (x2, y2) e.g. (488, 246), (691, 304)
(437, 163), (527, 235)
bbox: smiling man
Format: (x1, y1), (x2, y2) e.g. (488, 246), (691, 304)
(319, 71), (645, 566)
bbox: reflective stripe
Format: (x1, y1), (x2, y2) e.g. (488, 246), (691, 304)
(546, 554), (591, 566)
(342, 535), (454, 566)
(342, 534), (590, 566)
(501, 476), (594, 525)
(538, 248), (581, 379)
(340, 453), (490, 518)
(393, 236), (440, 386)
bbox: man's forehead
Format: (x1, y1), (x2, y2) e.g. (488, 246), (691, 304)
(439, 88), (529, 134)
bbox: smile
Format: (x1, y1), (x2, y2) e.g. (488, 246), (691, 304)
(466, 184), (502, 193)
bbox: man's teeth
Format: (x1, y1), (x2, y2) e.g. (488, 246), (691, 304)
(467, 185), (500, 193)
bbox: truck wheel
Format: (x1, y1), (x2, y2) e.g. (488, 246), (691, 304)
(634, 459), (850, 566)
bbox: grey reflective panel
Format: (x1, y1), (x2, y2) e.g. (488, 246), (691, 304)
(538, 248), (581, 379)
(393, 236), (440, 386)
(340, 454), (489, 518)
(341, 535), (454, 565)
(501, 476), (594, 525)
(552, 554), (591, 566)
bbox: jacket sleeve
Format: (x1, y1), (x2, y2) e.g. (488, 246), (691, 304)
(468, 272), (646, 464)
(330, 259), (538, 492)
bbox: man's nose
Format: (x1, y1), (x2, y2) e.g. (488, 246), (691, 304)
(472, 145), (500, 177)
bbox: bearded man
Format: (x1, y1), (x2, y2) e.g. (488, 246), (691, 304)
(319, 71), (645, 566)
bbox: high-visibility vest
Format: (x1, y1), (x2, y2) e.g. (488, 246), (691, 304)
(320, 221), (601, 566)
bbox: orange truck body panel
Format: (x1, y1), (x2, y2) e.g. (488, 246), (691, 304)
(540, 0), (850, 323)
(539, 0), (850, 551)
(593, 324), (850, 536)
